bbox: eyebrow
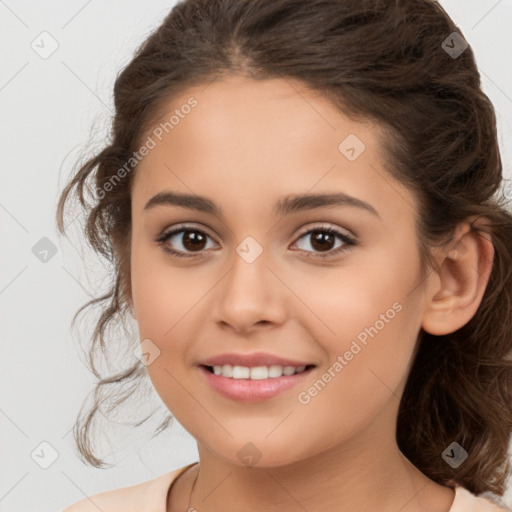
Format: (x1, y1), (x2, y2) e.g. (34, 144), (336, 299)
(143, 191), (380, 218)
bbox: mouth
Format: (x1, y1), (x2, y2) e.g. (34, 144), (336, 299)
(200, 363), (316, 378)
(198, 363), (317, 403)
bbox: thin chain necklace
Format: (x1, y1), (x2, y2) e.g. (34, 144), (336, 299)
(186, 464), (200, 511)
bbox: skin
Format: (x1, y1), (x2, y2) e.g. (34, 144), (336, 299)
(128, 75), (494, 512)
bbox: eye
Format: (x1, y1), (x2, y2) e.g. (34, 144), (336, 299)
(290, 225), (356, 259)
(155, 224), (217, 258)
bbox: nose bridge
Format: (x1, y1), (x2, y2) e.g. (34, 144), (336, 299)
(213, 235), (284, 330)
(225, 236), (271, 304)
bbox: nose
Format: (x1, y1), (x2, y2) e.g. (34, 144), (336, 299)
(212, 247), (287, 334)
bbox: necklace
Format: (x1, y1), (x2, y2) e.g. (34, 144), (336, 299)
(186, 463), (200, 511)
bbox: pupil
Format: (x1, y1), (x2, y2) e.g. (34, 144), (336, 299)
(184, 231), (205, 251)
(312, 232), (333, 251)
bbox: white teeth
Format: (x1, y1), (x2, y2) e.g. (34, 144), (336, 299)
(250, 366), (268, 380)
(232, 365), (250, 379)
(210, 364), (309, 379)
(222, 364), (233, 377)
(268, 365), (283, 378)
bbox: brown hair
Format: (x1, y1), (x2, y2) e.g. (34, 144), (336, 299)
(56, 0), (512, 497)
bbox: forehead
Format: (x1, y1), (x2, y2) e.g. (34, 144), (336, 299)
(132, 75), (417, 225)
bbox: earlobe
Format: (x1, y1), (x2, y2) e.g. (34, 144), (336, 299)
(421, 218), (494, 336)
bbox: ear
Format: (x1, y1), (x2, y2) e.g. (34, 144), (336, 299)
(421, 217), (494, 336)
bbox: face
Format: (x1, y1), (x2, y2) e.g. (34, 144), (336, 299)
(129, 75), (431, 467)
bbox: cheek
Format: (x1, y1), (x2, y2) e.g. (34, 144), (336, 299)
(130, 254), (207, 418)
(288, 252), (417, 352)
(131, 241), (206, 340)
(289, 252), (422, 415)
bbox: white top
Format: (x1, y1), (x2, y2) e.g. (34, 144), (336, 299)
(60, 462), (511, 512)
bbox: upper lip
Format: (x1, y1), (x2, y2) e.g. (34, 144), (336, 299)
(199, 352), (315, 368)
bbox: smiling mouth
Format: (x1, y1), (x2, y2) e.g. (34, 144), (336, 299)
(201, 363), (316, 380)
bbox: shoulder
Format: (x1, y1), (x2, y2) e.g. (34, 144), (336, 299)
(451, 486), (511, 512)
(60, 463), (196, 512)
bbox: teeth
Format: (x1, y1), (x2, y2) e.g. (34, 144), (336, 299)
(232, 365), (250, 379)
(282, 366), (296, 376)
(222, 364), (232, 377)
(268, 365), (284, 378)
(210, 364), (309, 379)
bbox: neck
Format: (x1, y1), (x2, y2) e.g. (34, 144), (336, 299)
(172, 406), (455, 512)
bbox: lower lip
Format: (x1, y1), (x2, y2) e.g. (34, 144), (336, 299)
(199, 365), (315, 403)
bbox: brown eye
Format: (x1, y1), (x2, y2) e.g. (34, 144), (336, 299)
(180, 230), (208, 251)
(309, 231), (337, 252)
(156, 226), (217, 258)
(291, 226), (356, 259)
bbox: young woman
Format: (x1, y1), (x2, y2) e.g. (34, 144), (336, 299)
(57, 1), (512, 511)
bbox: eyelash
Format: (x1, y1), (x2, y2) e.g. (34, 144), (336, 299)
(155, 223), (356, 260)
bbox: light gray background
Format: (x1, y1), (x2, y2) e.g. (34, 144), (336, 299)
(1, 1), (512, 511)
